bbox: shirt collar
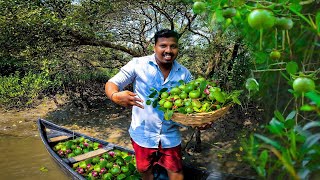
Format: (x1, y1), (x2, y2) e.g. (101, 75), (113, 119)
(148, 53), (180, 72)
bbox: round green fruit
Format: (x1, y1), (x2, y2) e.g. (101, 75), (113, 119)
(160, 92), (169, 99)
(292, 77), (315, 94)
(163, 101), (173, 109)
(222, 7), (237, 18)
(193, 1), (206, 14)
(275, 17), (293, 30)
(270, 50), (281, 60)
(170, 87), (181, 95)
(189, 90), (201, 99)
(248, 9), (275, 29)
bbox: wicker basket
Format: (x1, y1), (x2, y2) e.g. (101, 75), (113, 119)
(172, 104), (232, 128)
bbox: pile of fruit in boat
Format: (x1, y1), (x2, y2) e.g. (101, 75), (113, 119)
(73, 149), (140, 180)
(53, 136), (103, 158)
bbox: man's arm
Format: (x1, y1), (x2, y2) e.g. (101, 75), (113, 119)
(105, 81), (144, 109)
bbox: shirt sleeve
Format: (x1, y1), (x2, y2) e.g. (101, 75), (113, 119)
(108, 59), (136, 90)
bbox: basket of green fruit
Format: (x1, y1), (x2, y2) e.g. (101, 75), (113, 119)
(146, 77), (242, 128)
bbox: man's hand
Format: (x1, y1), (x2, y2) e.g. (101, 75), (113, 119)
(112, 90), (144, 109)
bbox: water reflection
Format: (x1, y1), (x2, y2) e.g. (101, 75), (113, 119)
(0, 135), (69, 180)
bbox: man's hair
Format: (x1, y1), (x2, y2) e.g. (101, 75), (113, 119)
(154, 29), (180, 44)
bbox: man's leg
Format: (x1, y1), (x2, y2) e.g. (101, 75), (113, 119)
(157, 144), (184, 180)
(167, 169), (184, 180)
(131, 139), (157, 180)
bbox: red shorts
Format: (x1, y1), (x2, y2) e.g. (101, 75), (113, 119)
(131, 139), (183, 173)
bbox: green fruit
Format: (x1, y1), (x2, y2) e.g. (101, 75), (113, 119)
(193, 1), (206, 14)
(178, 84), (186, 91)
(106, 162), (114, 169)
(184, 99), (192, 107)
(189, 90), (201, 99)
(292, 77), (315, 94)
(92, 156), (100, 164)
(159, 99), (166, 106)
(208, 92), (215, 100)
(100, 160), (108, 168)
(110, 166), (121, 175)
(94, 164), (101, 172)
(79, 161), (87, 169)
(67, 153), (75, 158)
(74, 148), (82, 155)
(170, 87), (181, 95)
(117, 173), (126, 180)
(222, 7), (237, 18)
(116, 158), (125, 166)
(275, 17), (293, 30)
(121, 166), (129, 173)
(174, 99), (184, 107)
(191, 99), (202, 108)
(185, 84), (195, 93)
(114, 149), (122, 157)
(160, 92), (169, 99)
(185, 106), (194, 113)
(179, 92), (188, 99)
(270, 50), (281, 60)
(163, 101), (173, 109)
(103, 173), (113, 180)
(248, 9), (275, 29)
(78, 137), (85, 143)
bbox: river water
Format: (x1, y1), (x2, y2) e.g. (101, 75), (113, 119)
(0, 135), (69, 180)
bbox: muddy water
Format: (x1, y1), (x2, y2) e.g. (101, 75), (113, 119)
(0, 135), (69, 180)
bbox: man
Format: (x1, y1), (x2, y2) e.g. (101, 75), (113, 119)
(105, 29), (192, 180)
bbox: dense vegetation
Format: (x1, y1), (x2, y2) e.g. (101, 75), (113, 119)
(0, 0), (319, 179)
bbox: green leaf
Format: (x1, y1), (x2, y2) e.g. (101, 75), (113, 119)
(289, 3), (302, 12)
(286, 61), (299, 75)
(254, 51), (267, 64)
(289, 130), (297, 159)
(259, 150), (268, 168)
(274, 110), (285, 122)
(305, 91), (320, 107)
(254, 133), (283, 150)
(146, 99), (152, 105)
(302, 133), (320, 152)
(148, 91), (158, 98)
(281, 149), (295, 176)
(284, 118), (295, 129)
(303, 121), (320, 131)
(152, 99), (158, 108)
(300, 105), (316, 111)
(316, 11), (320, 34)
(267, 118), (285, 135)
(159, 88), (168, 93)
(199, 81), (207, 94)
(164, 110), (173, 120)
(285, 111), (296, 121)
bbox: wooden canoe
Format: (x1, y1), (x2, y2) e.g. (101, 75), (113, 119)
(37, 118), (210, 180)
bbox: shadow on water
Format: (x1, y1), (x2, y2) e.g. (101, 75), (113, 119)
(0, 135), (69, 180)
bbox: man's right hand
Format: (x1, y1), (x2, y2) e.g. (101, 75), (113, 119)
(112, 90), (144, 109)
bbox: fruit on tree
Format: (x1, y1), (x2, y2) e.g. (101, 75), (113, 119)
(275, 17), (293, 30)
(292, 77), (315, 94)
(192, 1), (206, 14)
(222, 7), (237, 18)
(270, 50), (281, 60)
(248, 9), (275, 29)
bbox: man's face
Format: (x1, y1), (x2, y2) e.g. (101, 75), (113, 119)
(154, 37), (179, 64)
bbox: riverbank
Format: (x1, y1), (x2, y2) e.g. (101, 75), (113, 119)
(0, 95), (260, 179)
